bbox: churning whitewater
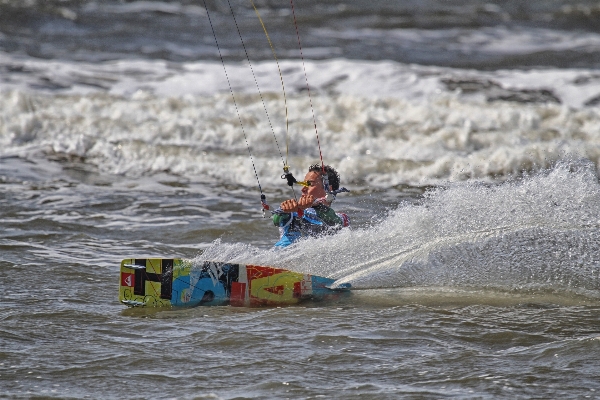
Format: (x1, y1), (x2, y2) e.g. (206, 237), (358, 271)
(2, 1), (600, 398)
(3, 69), (600, 189)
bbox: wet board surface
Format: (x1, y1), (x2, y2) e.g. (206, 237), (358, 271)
(119, 258), (350, 308)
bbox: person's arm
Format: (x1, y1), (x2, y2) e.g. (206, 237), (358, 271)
(272, 210), (292, 227)
(279, 195), (315, 213)
(273, 194), (314, 226)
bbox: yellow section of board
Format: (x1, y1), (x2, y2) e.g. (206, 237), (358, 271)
(249, 270), (305, 304)
(173, 258), (191, 279)
(118, 258), (171, 307)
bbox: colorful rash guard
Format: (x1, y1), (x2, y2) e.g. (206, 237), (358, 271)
(272, 204), (350, 247)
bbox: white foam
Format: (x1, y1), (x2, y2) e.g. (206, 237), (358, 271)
(2, 53), (600, 187)
(3, 52), (600, 107)
(2, 88), (600, 187)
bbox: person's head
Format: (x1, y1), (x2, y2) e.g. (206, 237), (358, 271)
(301, 164), (340, 199)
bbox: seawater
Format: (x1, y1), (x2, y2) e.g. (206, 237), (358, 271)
(2, 161), (600, 399)
(1, 0), (600, 399)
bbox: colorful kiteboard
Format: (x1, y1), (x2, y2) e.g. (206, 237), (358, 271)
(119, 258), (350, 308)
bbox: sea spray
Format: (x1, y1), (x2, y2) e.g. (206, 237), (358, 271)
(3, 88), (600, 188)
(197, 160), (600, 297)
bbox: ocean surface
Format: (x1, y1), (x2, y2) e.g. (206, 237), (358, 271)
(2, 0), (600, 398)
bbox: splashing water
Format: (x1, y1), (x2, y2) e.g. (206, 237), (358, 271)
(197, 160), (600, 298)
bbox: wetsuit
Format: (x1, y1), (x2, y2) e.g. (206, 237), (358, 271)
(272, 204), (350, 247)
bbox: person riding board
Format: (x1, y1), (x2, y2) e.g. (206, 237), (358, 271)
(272, 164), (350, 247)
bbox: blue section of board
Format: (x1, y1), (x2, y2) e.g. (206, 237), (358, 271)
(311, 275), (338, 296)
(120, 259), (351, 308)
(170, 262), (233, 306)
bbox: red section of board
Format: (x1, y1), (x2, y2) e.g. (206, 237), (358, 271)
(246, 265), (290, 306)
(121, 273), (135, 287)
(293, 281), (302, 298)
(230, 281), (246, 307)
(263, 285), (285, 296)
(246, 265), (287, 280)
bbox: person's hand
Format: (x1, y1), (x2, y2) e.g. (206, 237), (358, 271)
(297, 195), (315, 209)
(280, 195), (315, 213)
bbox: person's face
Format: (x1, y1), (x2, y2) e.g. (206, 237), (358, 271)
(302, 171), (327, 199)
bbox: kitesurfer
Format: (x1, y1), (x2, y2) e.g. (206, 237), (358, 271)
(273, 164), (350, 247)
